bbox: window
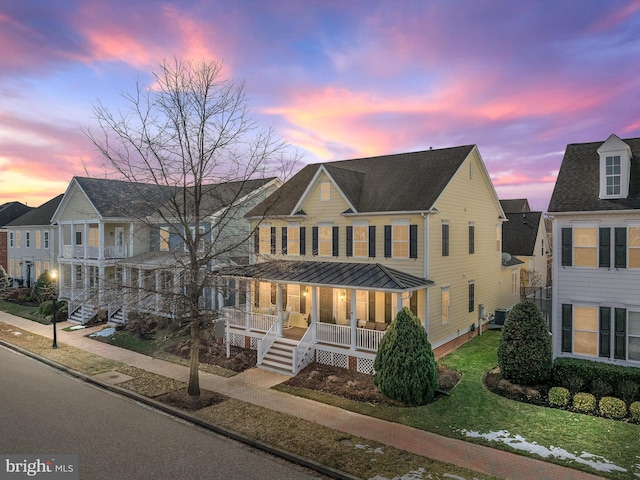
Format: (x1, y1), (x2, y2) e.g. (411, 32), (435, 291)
(34, 231), (41, 249)
(629, 312), (640, 361)
(43, 231), (49, 249)
(574, 306), (598, 357)
(35, 261), (41, 279)
(605, 155), (621, 196)
(258, 225), (271, 254)
(75, 231), (82, 246)
(25, 231), (30, 248)
(441, 288), (450, 324)
(511, 269), (518, 295)
(468, 282), (475, 313)
(353, 224), (368, 257)
(318, 225), (332, 256)
(320, 181), (330, 201)
(287, 284), (300, 312)
(287, 224), (300, 256)
(9, 231), (14, 247)
(75, 265), (83, 283)
(44, 261), (50, 273)
(9, 259), (14, 277)
(442, 223), (449, 256)
(356, 290), (368, 322)
(188, 226), (206, 252)
(259, 281), (271, 309)
(392, 223), (409, 258)
(574, 227), (597, 267)
(469, 223), (475, 254)
(89, 228), (99, 247)
(160, 227), (170, 251)
(16, 261), (21, 278)
(629, 227), (640, 268)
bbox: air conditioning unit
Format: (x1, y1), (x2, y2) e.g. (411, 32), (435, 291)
(494, 308), (510, 326)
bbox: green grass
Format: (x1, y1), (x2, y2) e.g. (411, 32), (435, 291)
(0, 300), (50, 324)
(275, 331), (640, 480)
(97, 330), (159, 356)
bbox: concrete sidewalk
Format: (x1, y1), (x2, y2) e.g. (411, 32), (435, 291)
(0, 312), (605, 480)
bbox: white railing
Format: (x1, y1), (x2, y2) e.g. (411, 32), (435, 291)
(316, 323), (351, 346)
(220, 307), (277, 332)
(60, 245), (127, 259)
(104, 245), (127, 258)
(293, 326), (315, 374)
(257, 320), (279, 365)
(357, 327), (385, 351)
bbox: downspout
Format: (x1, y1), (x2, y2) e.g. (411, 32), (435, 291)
(421, 211), (430, 333)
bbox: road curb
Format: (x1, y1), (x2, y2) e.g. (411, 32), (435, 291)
(0, 339), (361, 480)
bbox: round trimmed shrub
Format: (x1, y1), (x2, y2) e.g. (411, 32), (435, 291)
(573, 392), (596, 413)
(373, 307), (437, 406)
(599, 396), (627, 419)
(630, 402), (640, 422)
(548, 386), (570, 407)
(497, 302), (552, 385)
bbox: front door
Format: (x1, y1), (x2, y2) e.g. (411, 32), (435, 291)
(319, 287), (333, 323)
(115, 227), (124, 255)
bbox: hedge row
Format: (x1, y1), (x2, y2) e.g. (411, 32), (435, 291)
(548, 387), (640, 421)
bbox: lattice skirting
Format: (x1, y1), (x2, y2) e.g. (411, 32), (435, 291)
(316, 349), (349, 369)
(356, 357), (375, 375)
(250, 336), (259, 350)
(228, 332), (246, 348)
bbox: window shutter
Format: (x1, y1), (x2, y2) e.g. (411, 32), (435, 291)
(300, 227), (306, 256)
(281, 227), (287, 255)
(312, 227), (318, 256)
(442, 224), (449, 256)
(254, 229), (259, 254)
(614, 308), (626, 359)
(561, 228), (572, 266)
(270, 227), (276, 254)
(410, 224), (418, 258)
(254, 281), (259, 308)
(384, 225), (391, 258)
(332, 226), (339, 257)
(369, 226), (376, 257)
(410, 292), (418, 316)
(599, 228), (610, 268)
(599, 307), (611, 358)
(368, 291), (375, 322)
(346, 226), (353, 257)
(615, 227), (626, 268)
(469, 225), (475, 254)
(561, 304), (572, 353)
(468, 284), (475, 312)
(384, 292), (392, 322)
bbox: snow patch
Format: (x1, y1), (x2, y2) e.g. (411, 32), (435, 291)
(355, 444), (384, 454)
(458, 429), (628, 474)
(89, 327), (116, 338)
(12, 331), (22, 336)
(68, 325), (85, 330)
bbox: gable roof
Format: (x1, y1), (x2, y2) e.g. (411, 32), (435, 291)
(0, 202), (33, 227)
(502, 211), (542, 257)
(6, 195), (63, 227)
(247, 145), (476, 217)
(548, 136), (640, 213)
(500, 199), (531, 214)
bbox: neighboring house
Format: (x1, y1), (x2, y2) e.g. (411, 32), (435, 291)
(218, 145), (519, 375)
(51, 176), (280, 324)
(0, 201), (33, 273)
(5, 197), (61, 287)
(500, 199), (550, 289)
(548, 134), (640, 368)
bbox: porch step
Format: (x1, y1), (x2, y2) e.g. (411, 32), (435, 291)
(108, 309), (125, 326)
(259, 337), (298, 375)
(0, 287), (19, 300)
(68, 305), (98, 325)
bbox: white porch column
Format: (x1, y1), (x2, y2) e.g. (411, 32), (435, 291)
(58, 224), (63, 259)
(71, 263), (76, 292)
(245, 280), (251, 331)
(138, 268), (144, 306)
(98, 265), (104, 306)
(155, 270), (161, 314)
(129, 222), (134, 258)
(423, 289), (429, 333)
(70, 221), (75, 257)
(350, 288), (357, 351)
(396, 292), (403, 317)
(311, 286), (318, 342)
(83, 222), (88, 259)
(277, 283), (283, 337)
(98, 222), (105, 260)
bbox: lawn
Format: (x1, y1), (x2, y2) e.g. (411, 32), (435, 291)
(276, 331), (640, 480)
(0, 300), (50, 324)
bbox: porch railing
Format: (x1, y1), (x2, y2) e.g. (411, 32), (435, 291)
(257, 320), (279, 365)
(293, 326), (315, 374)
(221, 307), (277, 332)
(316, 323), (350, 346)
(61, 245), (128, 259)
(357, 327), (385, 351)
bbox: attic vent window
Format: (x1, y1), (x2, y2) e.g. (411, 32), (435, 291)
(320, 181), (330, 201)
(606, 156), (621, 195)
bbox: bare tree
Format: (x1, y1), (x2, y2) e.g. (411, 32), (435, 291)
(87, 58), (295, 396)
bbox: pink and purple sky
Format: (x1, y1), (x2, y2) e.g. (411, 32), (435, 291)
(2, 0), (640, 212)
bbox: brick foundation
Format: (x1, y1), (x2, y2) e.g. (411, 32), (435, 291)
(433, 326), (485, 360)
(348, 356), (357, 371)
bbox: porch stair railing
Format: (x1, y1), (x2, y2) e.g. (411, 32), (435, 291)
(292, 325), (315, 374)
(257, 320), (279, 365)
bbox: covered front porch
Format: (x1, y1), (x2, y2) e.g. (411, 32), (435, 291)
(217, 260), (433, 375)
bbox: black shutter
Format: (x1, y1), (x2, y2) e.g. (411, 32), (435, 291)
(442, 223), (449, 256)
(561, 304), (572, 353)
(561, 228), (572, 266)
(368, 291), (375, 322)
(468, 283), (475, 312)
(300, 287), (306, 314)
(254, 281), (259, 308)
(469, 225), (475, 254)
(599, 228), (610, 268)
(384, 225), (391, 258)
(312, 227), (318, 256)
(300, 227), (306, 255)
(281, 227), (287, 255)
(599, 307), (611, 358)
(332, 226), (339, 257)
(385, 292), (392, 322)
(282, 285), (287, 310)
(346, 226), (353, 257)
(270, 227), (276, 254)
(410, 292), (418, 316)
(410, 224), (418, 258)
(369, 226), (376, 257)
(615, 227), (626, 268)
(254, 229), (259, 254)
(614, 308), (626, 360)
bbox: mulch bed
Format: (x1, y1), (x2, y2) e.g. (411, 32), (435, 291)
(153, 388), (227, 411)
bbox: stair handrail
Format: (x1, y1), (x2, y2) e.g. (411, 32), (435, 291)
(292, 326), (315, 374)
(257, 319), (279, 365)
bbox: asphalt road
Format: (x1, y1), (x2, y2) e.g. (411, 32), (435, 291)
(0, 346), (323, 480)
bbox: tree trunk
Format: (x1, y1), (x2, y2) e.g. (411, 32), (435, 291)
(188, 317), (200, 397)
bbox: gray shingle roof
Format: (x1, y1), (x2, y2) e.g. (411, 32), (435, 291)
(217, 260), (434, 292)
(246, 145), (475, 217)
(502, 211), (542, 257)
(6, 195), (63, 227)
(500, 199), (531, 214)
(548, 137), (640, 212)
(0, 202), (32, 227)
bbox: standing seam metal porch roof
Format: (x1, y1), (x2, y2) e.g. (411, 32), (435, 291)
(217, 260), (434, 292)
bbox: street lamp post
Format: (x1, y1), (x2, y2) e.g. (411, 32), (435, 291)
(51, 270), (58, 349)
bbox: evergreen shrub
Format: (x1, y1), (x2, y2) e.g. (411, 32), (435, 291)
(572, 392), (596, 413)
(630, 402), (640, 422)
(548, 387), (570, 407)
(599, 397), (627, 419)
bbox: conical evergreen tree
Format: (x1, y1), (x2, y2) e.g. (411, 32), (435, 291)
(373, 307), (437, 405)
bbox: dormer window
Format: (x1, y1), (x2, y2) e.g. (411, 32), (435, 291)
(598, 134), (631, 199)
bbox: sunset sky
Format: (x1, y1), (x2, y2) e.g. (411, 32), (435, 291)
(1, 0), (640, 212)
